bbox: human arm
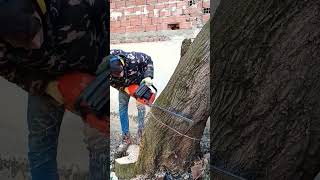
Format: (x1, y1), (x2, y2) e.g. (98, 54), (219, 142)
(0, 43), (52, 95)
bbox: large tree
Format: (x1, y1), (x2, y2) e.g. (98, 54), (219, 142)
(211, 0), (320, 180)
(135, 21), (210, 174)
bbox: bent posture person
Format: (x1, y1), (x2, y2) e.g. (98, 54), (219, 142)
(110, 49), (154, 153)
(0, 0), (108, 179)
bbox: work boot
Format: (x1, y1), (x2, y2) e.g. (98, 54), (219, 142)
(115, 134), (131, 158)
(137, 129), (143, 145)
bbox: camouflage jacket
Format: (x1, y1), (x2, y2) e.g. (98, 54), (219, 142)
(0, 0), (108, 95)
(110, 49), (154, 90)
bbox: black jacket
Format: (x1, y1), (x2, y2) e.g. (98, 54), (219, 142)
(110, 49), (154, 90)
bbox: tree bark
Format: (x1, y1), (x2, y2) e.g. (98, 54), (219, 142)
(211, 0), (320, 180)
(135, 21), (210, 174)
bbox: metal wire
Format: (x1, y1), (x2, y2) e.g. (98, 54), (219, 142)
(149, 104), (194, 124)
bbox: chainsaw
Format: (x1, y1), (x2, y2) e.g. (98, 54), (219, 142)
(126, 83), (194, 124)
(126, 84), (157, 105)
(57, 72), (109, 135)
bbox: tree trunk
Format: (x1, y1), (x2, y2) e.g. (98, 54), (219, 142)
(211, 1), (320, 180)
(135, 22), (210, 174)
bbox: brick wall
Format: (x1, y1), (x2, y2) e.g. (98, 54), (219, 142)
(110, 0), (210, 34)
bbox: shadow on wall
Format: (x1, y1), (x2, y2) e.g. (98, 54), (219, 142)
(0, 78), (89, 179)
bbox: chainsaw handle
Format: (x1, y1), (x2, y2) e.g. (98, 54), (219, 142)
(140, 81), (158, 93)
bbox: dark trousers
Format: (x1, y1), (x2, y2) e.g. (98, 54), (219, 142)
(27, 94), (109, 180)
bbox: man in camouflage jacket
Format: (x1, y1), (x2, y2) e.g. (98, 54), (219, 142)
(110, 49), (154, 152)
(0, 0), (108, 179)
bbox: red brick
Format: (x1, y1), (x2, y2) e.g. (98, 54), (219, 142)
(126, 26), (137, 32)
(202, 1), (210, 8)
(151, 17), (162, 24)
(125, 0), (135, 6)
(130, 19), (142, 26)
(110, 2), (116, 8)
(159, 10), (171, 17)
(111, 27), (126, 33)
(157, 0), (167, 3)
(191, 11), (201, 16)
(128, 15), (141, 21)
(146, 5), (154, 11)
(126, 26), (144, 32)
(145, 24), (157, 31)
(159, 11), (165, 17)
(197, 2), (202, 8)
(162, 17), (177, 23)
(155, 4), (165, 9)
(127, 0), (135, 4)
(135, 0), (146, 5)
(190, 7), (200, 14)
(177, 15), (187, 22)
(125, 7), (135, 13)
(146, 0), (157, 4)
(179, 22), (192, 29)
(141, 17), (152, 25)
(202, 14), (210, 22)
(111, 21), (121, 28)
(166, 3), (177, 8)
(148, 12), (155, 17)
(120, 20), (130, 27)
(156, 24), (167, 30)
(134, 7), (142, 11)
(176, 1), (187, 8)
(115, 1), (125, 8)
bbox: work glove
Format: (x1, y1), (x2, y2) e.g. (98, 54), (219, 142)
(45, 81), (64, 104)
(141, 77), (153, 87)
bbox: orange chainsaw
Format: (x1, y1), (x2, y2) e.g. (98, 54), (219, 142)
(126, 84), (157, 105)
(57, 71), (109, 135)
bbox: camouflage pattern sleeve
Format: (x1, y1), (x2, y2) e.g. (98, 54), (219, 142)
(110, 50), (154, 79)
(138, 52), (154, 79)
(0, 43), (51, 95)
(110, 49), (126, 56)
(3, 0), (108, 76)
(128, 51), (154, 79)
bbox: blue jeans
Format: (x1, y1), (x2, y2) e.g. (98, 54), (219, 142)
(118, 91), (146, 135)
(27, 94), (108, 180)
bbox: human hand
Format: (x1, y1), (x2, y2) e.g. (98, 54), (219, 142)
(141, 77), (153, 87)
(45, 81), (64, 104)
